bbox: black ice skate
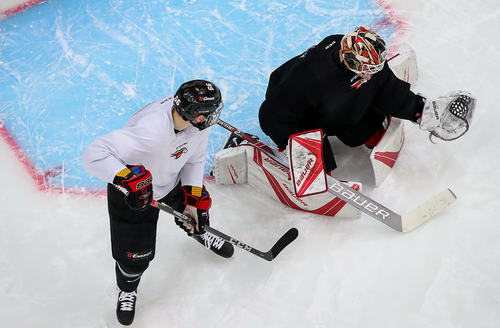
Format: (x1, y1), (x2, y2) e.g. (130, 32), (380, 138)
(116, 288), (138, 326)
(221, 132), (245, 149)
(193, 233), (234, 258)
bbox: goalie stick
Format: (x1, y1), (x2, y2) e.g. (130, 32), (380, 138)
(150, 200), (299, 261)
(216, 119), (457, 232)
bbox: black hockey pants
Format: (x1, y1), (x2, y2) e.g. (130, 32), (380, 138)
(323, 105), (387, 172)
(107, 182), (183, 291)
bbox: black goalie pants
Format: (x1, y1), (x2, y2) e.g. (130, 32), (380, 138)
(107, 182), (183, 291)
(323, 105), (387, 172)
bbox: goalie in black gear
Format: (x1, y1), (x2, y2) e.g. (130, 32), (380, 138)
(258, 26), (476, 173)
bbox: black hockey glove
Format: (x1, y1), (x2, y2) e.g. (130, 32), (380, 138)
(113, 165), (153, 210)
(175, 186), (211, 236)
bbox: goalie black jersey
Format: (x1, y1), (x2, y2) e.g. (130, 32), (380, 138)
(258, 34), (423, 150)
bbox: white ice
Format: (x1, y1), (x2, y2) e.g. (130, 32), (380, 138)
(0, 0), (26, 14)
(1, 0), (500, 327)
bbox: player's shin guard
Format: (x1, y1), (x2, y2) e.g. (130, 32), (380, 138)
(115, 262), (148, 292)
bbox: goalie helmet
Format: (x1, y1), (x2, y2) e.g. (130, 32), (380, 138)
(173, 80), (223, 130)
(340, 27), (387, 77)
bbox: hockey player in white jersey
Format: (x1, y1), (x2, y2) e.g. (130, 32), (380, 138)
(83, 80), (233, 326)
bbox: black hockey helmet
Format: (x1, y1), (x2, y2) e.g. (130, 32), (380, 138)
(173, 80), (223, 130)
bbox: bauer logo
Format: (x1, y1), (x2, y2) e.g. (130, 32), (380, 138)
(295, 157), (314, 187)
(432, 101), (439, 120)
(263, 156), (289, 174)
(329, 181), (390, 220)
(283, 183), (309, 207)
(325, 40), (336, 50)
(228, 164), (239, 180)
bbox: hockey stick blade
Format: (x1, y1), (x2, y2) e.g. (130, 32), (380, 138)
(205, 226), (299, 261)
(267, 227), (299, 260)
(151, 200), (298, 261)
(401, 188), (456, 232)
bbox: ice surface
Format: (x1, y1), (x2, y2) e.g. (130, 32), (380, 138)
(1, 0), (500, 327)
(0, 0), (392, 191)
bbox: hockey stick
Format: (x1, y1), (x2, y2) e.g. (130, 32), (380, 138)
(325, 177), (456, 232)
(217, 119), (275, 153)
(216, 119), (457, 232)
(151, 200), (299, 261)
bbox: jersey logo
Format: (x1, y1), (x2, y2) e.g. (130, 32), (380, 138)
(171, 147), (188, 159)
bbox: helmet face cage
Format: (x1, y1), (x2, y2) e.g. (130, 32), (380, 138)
(341, 27), (387, 78)
(196, 102), (223, 130)
(173, 80), (223, 130)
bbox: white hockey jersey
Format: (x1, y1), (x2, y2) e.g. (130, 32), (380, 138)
(82, 96), (211, 200)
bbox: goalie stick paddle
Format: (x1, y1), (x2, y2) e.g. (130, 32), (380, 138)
(325, 176), (456, 232)
(150, 200), (299, 261)
(216, 119), (457, 232)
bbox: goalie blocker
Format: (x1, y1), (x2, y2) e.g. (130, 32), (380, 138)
(212, 138), (361, 218)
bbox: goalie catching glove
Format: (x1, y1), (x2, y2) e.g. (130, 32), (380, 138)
(175, 186), (211, 236)
(113, 165), (153, 210)
(419, 90), (476, 141)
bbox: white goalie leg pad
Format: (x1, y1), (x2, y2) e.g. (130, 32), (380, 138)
(212, 147), (248, 184)
(213, 143), (361, 217)
(369, 118), (405, 187)
(388, 48), (418, 86)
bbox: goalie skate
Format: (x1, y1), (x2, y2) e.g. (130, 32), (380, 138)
(222, 132), (245, 149)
